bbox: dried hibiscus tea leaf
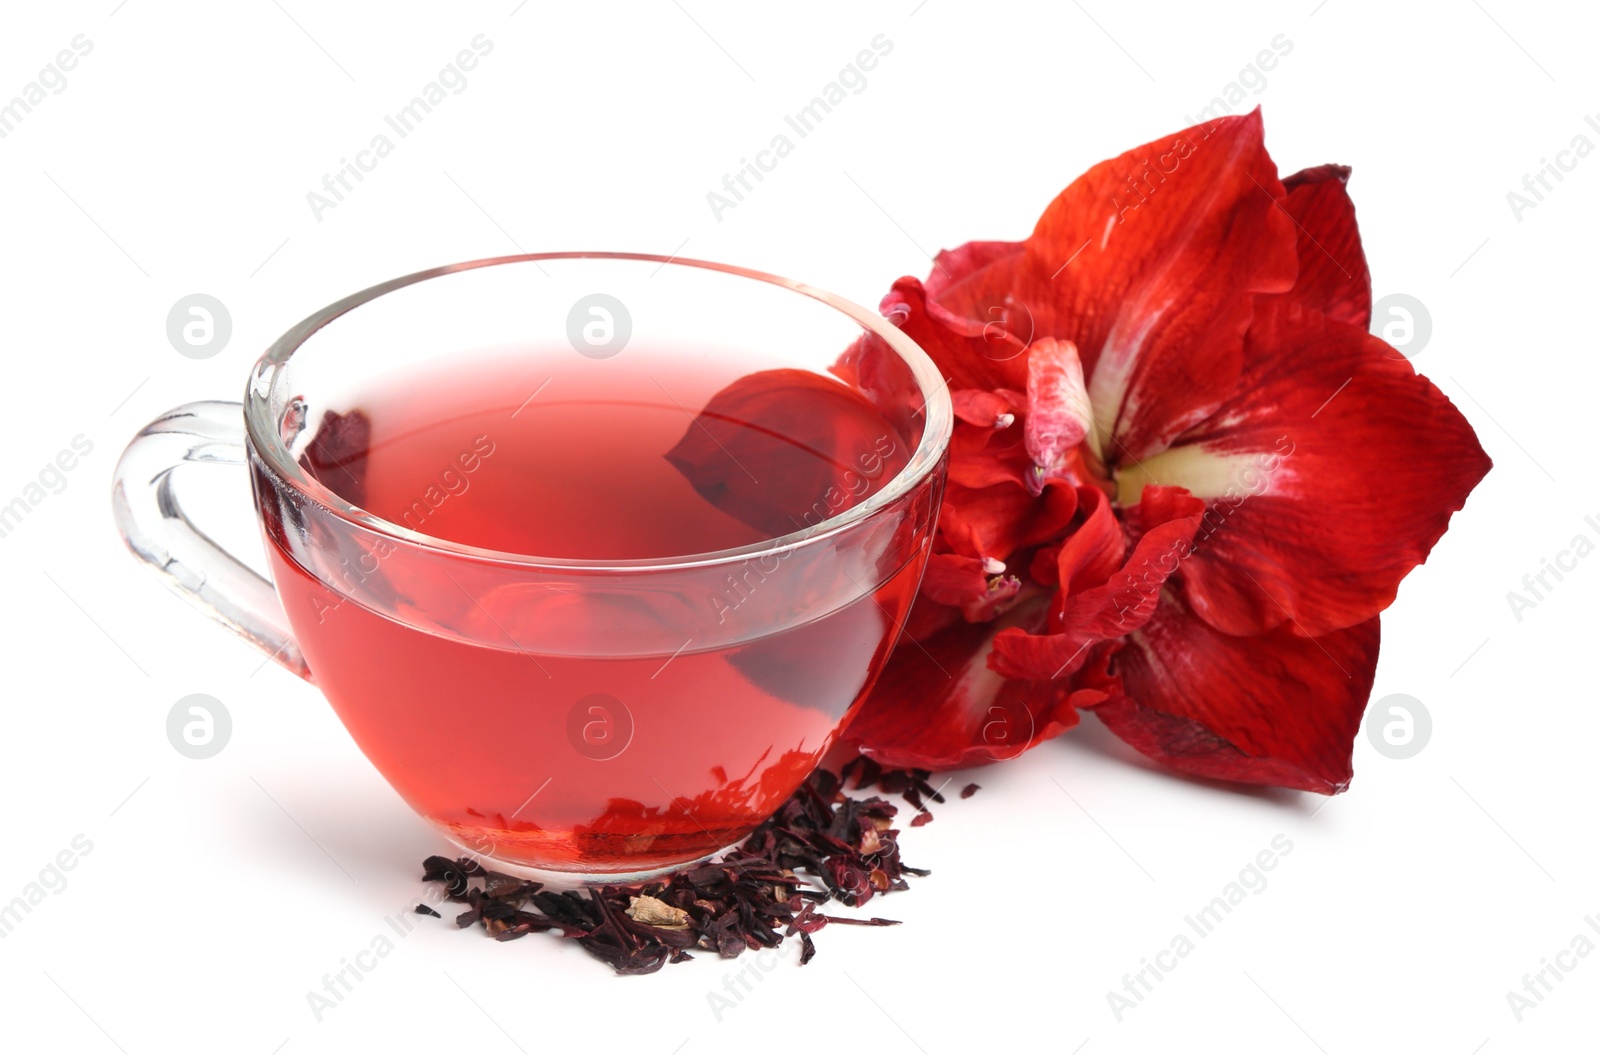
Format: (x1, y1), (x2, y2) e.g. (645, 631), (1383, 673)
(483, 872), (535, 899)
(415, 765), (953, 974)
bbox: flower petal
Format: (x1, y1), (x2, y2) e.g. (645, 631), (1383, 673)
(1091, 593), (1381, 793)
(951, 388), (1018, 429)
(663, 368), (912, 539)
(902, 591), (961, 645)
(1124, 300), (1491, 637)
(881, 277), (1030, 393)
(831, 330), (927, 430)
(841, 600), (1079, 770)
(919, 553), (1022, 622)
(918, 553), (993, 608)
(991, 488), (1203, 680)
(1049, 486), (1126, 593)
(938, 479), (1078, 563)
(1281, 165), (1371, 328)
(1024, 338), (1092, 493)
(947, 419), (1026, 491)
(925, 240), (1025, 303)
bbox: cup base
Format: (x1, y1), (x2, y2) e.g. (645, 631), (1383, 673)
(442, 835), (743, 889)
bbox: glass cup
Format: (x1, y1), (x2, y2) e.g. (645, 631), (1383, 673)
(113, 253), (952, 884)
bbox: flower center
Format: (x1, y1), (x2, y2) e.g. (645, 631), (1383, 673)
(1113, 461), (1159, 508)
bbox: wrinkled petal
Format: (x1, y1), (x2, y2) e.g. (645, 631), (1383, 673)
(1280, 165), (1371, 328)
(1054, 486), (1125, 593)
(918, 552), (992, 607)
(1122, 301), (1492, 637)
(842, 601), (1079, 770)
(951, 388), (1018, 429)
(881, 277), (1030, 393)
(991, 487), (1203, 680)
(948, 420), (1029, 491)
(1091, 593), (1381, 793)
(938, 479), (1077, 563)
(919, 552), (1021, 622)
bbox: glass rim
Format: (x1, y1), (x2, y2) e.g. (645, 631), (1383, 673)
(244, 251), (953, 572)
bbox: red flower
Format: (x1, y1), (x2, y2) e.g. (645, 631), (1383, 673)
(838, 111), (1491, 792)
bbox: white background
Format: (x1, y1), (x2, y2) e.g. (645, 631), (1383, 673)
(1, 2), (1594, 1052)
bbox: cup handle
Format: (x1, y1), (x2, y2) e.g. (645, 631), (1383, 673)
(112, 400), (312, 681)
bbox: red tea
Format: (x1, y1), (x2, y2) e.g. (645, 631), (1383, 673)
(261, 350), (927, 875)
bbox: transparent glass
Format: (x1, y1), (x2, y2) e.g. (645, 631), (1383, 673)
(113, 253), (952, 883)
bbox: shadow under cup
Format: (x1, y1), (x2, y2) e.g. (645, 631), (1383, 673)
(128, 255), (953, 883)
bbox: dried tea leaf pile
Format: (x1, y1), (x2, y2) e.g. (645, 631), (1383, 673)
(418, 764), (960, 974)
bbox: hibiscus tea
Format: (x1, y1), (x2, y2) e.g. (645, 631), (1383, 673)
(260, 349), (929, 877)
